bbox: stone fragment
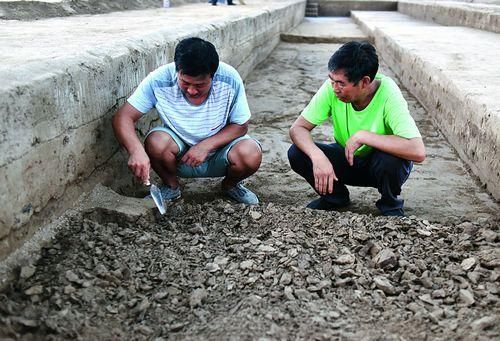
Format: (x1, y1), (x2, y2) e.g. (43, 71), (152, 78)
(334, 254), (355, 265)
(294, 288), (313, 301)
(65, 270), (80, 283)
(239, 260), (254, 270)
(257, 245), (276, 252)
(280, 272), (292, 286)
(373, 276), (396, 295)
(477, 249), (500, 268)
(431, 289), (447, 299)
(250, 211), (262, 220)
(24, 285), (43, 296)
(205, 263), (220, 273)
(189, 288), (207, 308)
(416, 229), (431, 236)
(214, 256), (229, 267)
(64, 285), (76, 294)
(373, 249), (397, 269)
(459, 289), (475, 306)
(471, 315), (498, 331)
(284, 286), (295, 300)
(460, 257), (476, 271)
(20, 265), (36, 279)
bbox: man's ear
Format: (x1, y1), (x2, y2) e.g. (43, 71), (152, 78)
(361, 76), (372, 88)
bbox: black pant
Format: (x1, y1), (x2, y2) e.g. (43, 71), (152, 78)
(212, 0), (234, 4)
(288, 143), (413, 215)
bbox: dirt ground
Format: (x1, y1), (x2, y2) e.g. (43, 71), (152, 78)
(0, 43), (499, 339)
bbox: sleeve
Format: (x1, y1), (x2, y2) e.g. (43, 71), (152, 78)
(228, 72), (251, 125)
(127, 72), (157, 114)
(384, 90), (421, 139)
(300, 80), (333, 126)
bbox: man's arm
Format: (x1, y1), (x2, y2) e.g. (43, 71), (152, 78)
(112, 102), (150, 183)
(345, 130), (425, 166)
(289, 116), (337, 195)
(180, 122), (248, 167)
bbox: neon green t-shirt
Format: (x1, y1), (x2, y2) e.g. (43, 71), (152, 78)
(301, 73), (421, 157)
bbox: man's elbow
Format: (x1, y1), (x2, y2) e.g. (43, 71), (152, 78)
(413, 141), (426, 163)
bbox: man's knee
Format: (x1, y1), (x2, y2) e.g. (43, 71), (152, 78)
(372, 151), (412, 180)
(229, 139), (262, 170)
(144, 131), (178, 160)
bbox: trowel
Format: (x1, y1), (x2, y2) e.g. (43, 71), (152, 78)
(145, 180), (166, 215)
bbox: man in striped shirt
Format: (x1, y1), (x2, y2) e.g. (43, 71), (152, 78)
(113, 37), (262, 205)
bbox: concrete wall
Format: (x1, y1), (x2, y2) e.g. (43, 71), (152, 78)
(0, 0), (306, 261)
(316, 0), (396, 17)
(0, 0), (208, 20)
(399, 0), (500, 34)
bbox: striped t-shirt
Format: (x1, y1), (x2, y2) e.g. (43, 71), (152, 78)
(127, 62), (251, 146)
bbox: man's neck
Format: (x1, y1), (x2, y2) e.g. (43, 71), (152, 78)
(351, 79), (380, 111)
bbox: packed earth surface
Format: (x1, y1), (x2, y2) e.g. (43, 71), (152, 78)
(1, 43), (499, 339)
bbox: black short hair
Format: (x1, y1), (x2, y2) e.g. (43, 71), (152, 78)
(174, 37), (219, 78)
(328, 41), (379, 84)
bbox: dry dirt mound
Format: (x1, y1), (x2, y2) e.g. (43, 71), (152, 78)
(0, 201), (498, 339)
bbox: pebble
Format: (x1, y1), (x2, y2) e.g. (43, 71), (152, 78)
(460, 257), (476, 271)
(471, 315), (498, 330)
(373, 276), (396, 295)
(459, 289), (475, 306)
(373, 249), (397, 269)
(20, 265), (36, 279)
(24, 285), (43, 296)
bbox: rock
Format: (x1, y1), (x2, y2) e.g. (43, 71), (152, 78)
(280, 272), (292, 286)
(334, 254), (355, 265)
(189, 288), (207, 308)
(471, 315), (498, 330)
(373, 249), (397, 269)
(477, 249), (500, 268)
(416, 229), (431, 236)
(213, 256), (229, 267)
(373, 276), (396, 295)
(24, 285), (43, 296)
(257, 245), (276, 252)
(65, 270), (80, 283)
(240, 260), (254, 270)
(431, 289), (447, 299)
(20, 265), (36, 279)
(459, 289), (475, 306)
(64, 285), (76, 294)
(460, 257), (476, 271)
(294, 288), (313, 301)
(250, 211), (262, 220)
(284, 286), (295, 300)
(205, 263), (220, 273)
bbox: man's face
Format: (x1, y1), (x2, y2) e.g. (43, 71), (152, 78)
(177, 72), (212, 104)
(328, 69), (361, 103)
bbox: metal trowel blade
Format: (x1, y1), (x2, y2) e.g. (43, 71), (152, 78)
(150, 184), (166, 215)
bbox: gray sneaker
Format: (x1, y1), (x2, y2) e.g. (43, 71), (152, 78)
(223, 182), (259, 205)
(159, 185), (181, 201)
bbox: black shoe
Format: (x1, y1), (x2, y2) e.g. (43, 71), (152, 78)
(227, 3), (236, 5)
(306, 197), (350, 211)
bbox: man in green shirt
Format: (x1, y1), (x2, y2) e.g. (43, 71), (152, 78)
(288, 41), (425, 216)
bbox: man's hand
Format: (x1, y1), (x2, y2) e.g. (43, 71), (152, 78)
(311, 153), (338, 195)
(181, 143), (210, 167)
(345, 131), (365, 166)
(128, 149), (150, 184)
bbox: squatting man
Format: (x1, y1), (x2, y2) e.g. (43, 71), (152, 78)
(113, 37), (262, 205)
(288, 41), (425, 216)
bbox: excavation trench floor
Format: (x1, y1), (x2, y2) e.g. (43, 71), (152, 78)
(1, 43), (499, 339)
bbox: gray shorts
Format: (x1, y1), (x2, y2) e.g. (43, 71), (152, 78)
(147, 126), (261, 178)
